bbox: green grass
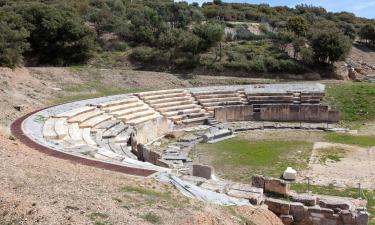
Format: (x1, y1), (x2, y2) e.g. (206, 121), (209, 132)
(325, 82), (375, 128)
(324, 133), (375, 147)
(292, 183), (375, 225)
(141, 212), (162, 225)
(196, 137), (312, 182)
(317, 147), (346, 164)
(54, 87), (143, 104)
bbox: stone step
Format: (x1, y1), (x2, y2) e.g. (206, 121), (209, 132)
(82, 128), (97, 146)
(43, 118), (58, 139)
(141, 92), (188, 101)
(54, 118), (68, 140)
(201, 101), (244, 107)
(109, 105), (150, 117)
(182, 116), (207, 125)
(103, 102), (144, 113)
(108, 142), (126, 155)
(126, 113), (161, 125)
(194, 93), (239, 100)
(95, 148), (125, 161)
(137, 89), (185, 97)
(79, 115), (112, 128)
(114, 130), (132, 143)
(68, 110), (103, 123)
(98, 97), (139, 109)
(163, 108), (203, 117)
(102, 123), (128, 139)
(146, 96), (193, 105)
(54, 106), (95, 119)
(168, 111), (206, 121)
(120, 144), (138, 159)
(193, 90), (238, 96)
(118, 110), (156, 122)
(158, 104), (201, 113)
(68, 123), (83, 141)
(198, 97), (242, 103)
(94, 120), (121, 130)
(151, 100), (195, 109)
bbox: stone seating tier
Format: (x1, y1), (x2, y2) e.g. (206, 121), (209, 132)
(136, 89), (185, 97)
(103, 102), (144, 113)
(127, 114), (162, 125)
(98, 97), (139, 109)
(79, 115), (113, 128)
(146, 96), (193, 105)
(118, 110), (156, 122)
(55, 118), (68, 139)
(141, 92), (188, 101)
(68, 110), (103, 123)
(109, 106), (151, 117)
(53, 106), (95, 119)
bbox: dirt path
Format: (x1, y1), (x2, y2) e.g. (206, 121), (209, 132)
(299, 142), (375, 190)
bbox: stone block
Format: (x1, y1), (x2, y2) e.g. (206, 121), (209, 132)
(340, 210), (354, 224)
(252, 175), (265, 188)
(264, 177), (290, 195)
(265, 198), (290, 215)
(290, 193), (318, 206)
(319, 197), (352, 210)
(290, 202), (307, 222)
(226, 189), (264, 205)
(356, 211), (369, 225)
(320, 218), (336, 225)
(283, 167), (297, 180)
(280, 215), (294, 225)
(192, 164), (212, 179)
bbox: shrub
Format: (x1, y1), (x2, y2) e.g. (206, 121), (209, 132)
(0, 11), (29, 68)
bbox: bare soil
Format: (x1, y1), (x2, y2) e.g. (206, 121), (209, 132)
(0, 67), (282, 225)
(300, 142), (375, 190)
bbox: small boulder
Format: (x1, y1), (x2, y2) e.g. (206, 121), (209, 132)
(283, 167), (297, 181)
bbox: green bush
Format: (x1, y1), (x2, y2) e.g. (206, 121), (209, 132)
(0, 11), (29, 68)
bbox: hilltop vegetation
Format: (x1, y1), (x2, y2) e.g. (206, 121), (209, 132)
(1, 0), (375, 77)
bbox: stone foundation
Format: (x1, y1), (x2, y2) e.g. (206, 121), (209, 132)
(214, 105), (253, 122)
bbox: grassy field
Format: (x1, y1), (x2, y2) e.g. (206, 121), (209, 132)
(325, 82), (375, 128)
(324, 132), (375, 147)
(195, 137), (312, 182)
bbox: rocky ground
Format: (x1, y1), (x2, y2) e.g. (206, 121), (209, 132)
(0, 67), (282, 225)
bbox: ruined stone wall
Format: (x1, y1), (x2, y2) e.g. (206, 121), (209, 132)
(259, 105), (340, 123)
(214, 105), (253, 123)
(251, 175), (368, 225)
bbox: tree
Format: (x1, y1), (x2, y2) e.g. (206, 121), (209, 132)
(287, 16), (308, 37)
(213, 0), (223, 5)
(0, 11), (29, 68)
(359, 23), (375, 45)
(311, 30), (352, 64)
(14, 3), (96, 65)
(193, 22), (224, 62)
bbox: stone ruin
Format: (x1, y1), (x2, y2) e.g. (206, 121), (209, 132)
(14, 83), (368, 225)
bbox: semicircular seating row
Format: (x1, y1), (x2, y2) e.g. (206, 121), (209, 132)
(42, 88), (249, 167)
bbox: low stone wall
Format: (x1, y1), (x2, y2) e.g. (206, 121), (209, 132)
(134, 117), (171, 144)
(214, 105), (253, 122)
(258, 105), (340, 123)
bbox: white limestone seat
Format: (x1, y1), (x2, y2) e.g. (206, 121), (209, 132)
(137, 89), (185, 97)
(68, 110), (103, 123)
(151, 99), (196, 109)
(102, 102), (144, 113)
(118, 109), (156, 122)
(146, 96), (193, 105)
(43, 118), (58, 139)
(79, 114), (113, 128)
(98, 97), (139, 109)
(142, 92), (188, 101)
(82, 128), (97, 146)
(126, 113), (162, 125)
(198, 97), (242, 103)
(163, 108), (203, 117)
(158, 104), (201, 113)
(68, 123), (84, 141)
(109, 105), (150, 117)
(94, 148), (125, 161)
(54, 118), (69, 139)
(54, 106), (95, 119)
